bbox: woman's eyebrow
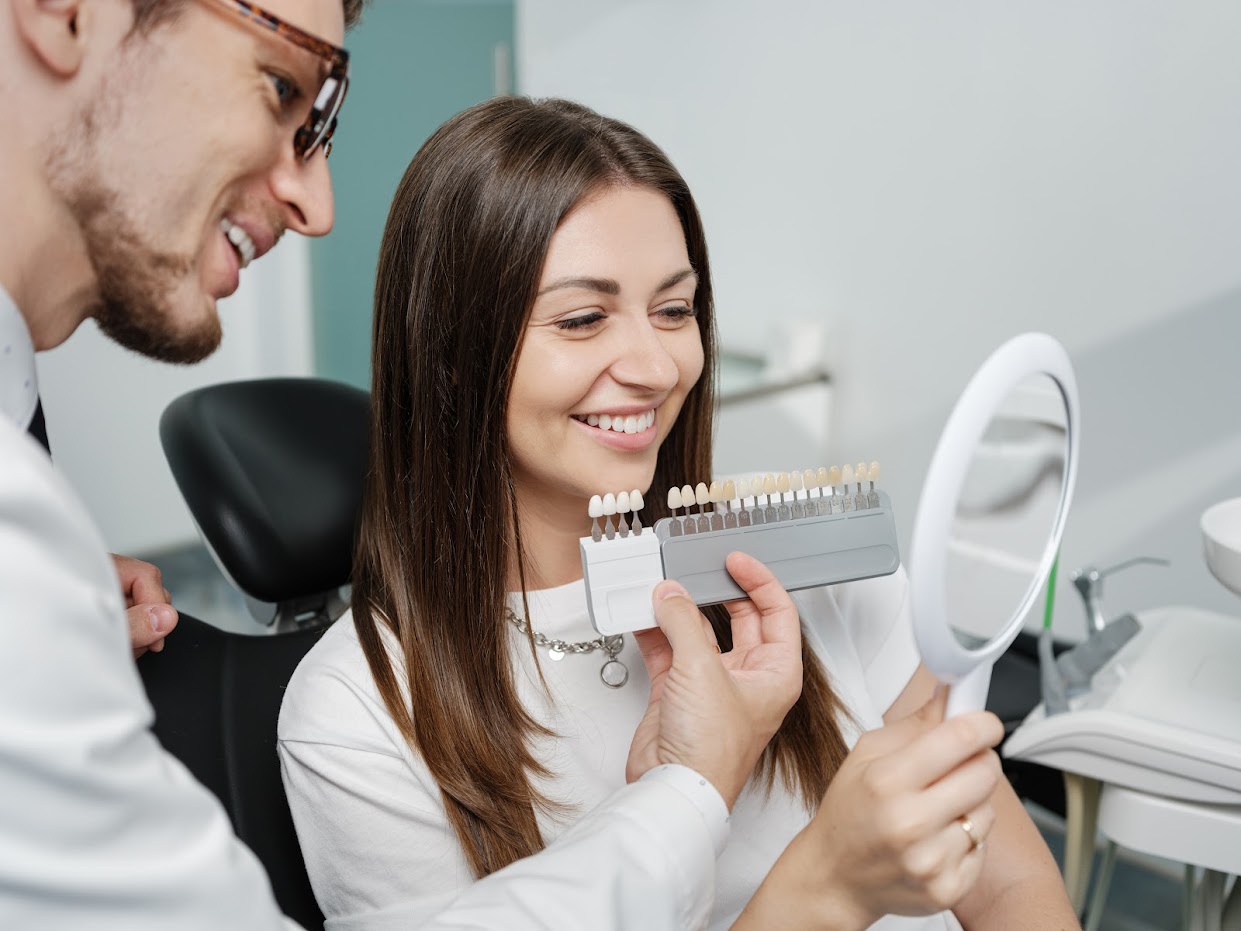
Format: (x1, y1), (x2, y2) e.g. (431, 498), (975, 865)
(536, 268), (697, 298)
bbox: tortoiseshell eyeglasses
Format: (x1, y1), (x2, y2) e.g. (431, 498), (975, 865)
(205, 0), (351, 161)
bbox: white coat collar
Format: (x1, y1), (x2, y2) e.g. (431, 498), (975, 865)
(0, 284), (38, 432)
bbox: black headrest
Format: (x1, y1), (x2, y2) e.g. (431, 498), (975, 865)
(160, 378), (369, 605)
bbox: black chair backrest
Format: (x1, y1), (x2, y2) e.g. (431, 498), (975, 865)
(160, 378), (369, 604)
(143, 377), (371, 931)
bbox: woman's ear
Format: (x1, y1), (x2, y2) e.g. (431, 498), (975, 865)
(10, 0), (89, 78)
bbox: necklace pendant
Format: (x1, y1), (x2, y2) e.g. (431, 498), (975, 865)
(548, 647), (565, 661)
(600, 659), (629, 689)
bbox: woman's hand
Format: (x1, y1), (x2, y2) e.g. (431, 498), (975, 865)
(736, 688), (1005, 930)
(625, 551), (804, 809)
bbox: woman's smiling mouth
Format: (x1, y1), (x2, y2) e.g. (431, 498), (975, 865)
(571, 409), (656, 435)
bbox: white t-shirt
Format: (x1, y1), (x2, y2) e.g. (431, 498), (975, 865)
(279, 568), (962, 930)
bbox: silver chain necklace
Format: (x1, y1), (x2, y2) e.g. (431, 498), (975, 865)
(506, 608), (629, 689)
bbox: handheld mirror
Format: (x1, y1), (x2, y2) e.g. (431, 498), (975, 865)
(910, 333), (1080, 718)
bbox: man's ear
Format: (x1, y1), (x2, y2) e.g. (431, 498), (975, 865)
(10, 0), (89, 78)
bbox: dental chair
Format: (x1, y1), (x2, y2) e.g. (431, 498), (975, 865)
(139, 377), (370, 931)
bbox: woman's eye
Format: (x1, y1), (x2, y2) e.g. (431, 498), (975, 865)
(655, 304), (697, 324)
(554, 312), (606, 332)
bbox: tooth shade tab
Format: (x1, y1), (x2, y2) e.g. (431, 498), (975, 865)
(616, 491), (631, 513)
(734, 478), (749, 499)
(869, 461), (880, 483)
(667, 486), (683, 510)
(841, 464), (855, 486)
(791, 471), (805, 492)
(723, 479), (737, 501)
(828, 466), (842, 486)
(817, 466), (831, 488)
(855, 463), (868, 483)
(709, 480), (723, 503)
(588, 495), (604, 518)
(776, 472), (791, 494)
(602, 493), (617, 515)
(763, 474), (777, 495)
(631, 489), (644, 511)
(680, 484), (694, 506)
(694, 482), (710, 506)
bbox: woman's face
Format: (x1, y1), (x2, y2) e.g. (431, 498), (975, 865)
(507, 185), (704, 518)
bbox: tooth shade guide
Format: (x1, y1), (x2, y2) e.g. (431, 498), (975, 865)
(680, 484), (698, 534)
(602, 492), (618, 537)
(775, 472), (792, 521)
(815, 466), (832, 515)
(616, 491), (632, 535)
(790, 470), (806, 519)
(722, 479), (739, 529)
(588, 494), (604, 542)
(763, 473), (778, 522)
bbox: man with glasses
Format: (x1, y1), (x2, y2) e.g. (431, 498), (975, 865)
(0, 1), (804, 927)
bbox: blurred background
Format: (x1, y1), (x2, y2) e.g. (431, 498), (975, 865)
(34, 3), (1241, 925)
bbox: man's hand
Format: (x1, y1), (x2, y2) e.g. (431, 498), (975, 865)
(626, 551), (803, 809)
(111, 554), (177, 660)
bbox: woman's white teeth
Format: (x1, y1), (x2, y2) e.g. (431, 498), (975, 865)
(578, 410), (655, 433)
(220, 218), (256, 269)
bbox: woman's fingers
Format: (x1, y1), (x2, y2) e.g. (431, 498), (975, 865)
(918, 748), (1003, 832)
(951, 803), (996, 858)
(870, 709), (1003, 792)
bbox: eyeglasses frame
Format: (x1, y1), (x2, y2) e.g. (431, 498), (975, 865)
(205, 0), (351, 160)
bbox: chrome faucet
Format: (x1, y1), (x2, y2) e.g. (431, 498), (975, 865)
(1070, 557), (1169, 633)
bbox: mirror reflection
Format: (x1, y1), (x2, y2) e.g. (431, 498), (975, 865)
(946, 373), (1068, 649)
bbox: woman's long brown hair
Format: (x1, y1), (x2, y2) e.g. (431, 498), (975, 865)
(352, 97), (852, 878)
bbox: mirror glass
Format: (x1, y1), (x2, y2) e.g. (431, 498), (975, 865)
(945, 373), (1069, 650)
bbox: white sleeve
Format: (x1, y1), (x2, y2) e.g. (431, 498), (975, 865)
(0, 426), (296, 931)
(280, 652), (727, 930)
(420, 767), (726, 931)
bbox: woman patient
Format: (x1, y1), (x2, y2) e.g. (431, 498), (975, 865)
(278, 97), (1076, 929)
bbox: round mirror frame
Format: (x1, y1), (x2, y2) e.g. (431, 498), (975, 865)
(910, 332), (1081, 682)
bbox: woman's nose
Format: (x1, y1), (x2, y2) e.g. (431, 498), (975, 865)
(608, 321), (680, 393)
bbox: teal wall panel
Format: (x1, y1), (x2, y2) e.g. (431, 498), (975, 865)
(311, 0), (516, 388)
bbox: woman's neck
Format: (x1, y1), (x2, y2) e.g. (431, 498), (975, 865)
(507, 490), (592, 592)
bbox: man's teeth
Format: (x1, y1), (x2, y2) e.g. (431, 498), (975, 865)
(220, 218), (257, 269)
(578, 410), (656, 434)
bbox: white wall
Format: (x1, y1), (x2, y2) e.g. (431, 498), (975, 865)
(519, 0), (1241, 637)
(37, 236), (314, 556)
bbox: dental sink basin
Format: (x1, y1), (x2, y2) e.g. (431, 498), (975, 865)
(1202, 497), (1241, 598)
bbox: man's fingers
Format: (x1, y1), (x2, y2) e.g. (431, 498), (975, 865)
(127, 603), (178, 654)
(111, 554), (169, 606)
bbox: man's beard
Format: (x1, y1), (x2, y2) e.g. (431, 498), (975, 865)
(88, 212), (222, 365)
(46, 91), (223, 365)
